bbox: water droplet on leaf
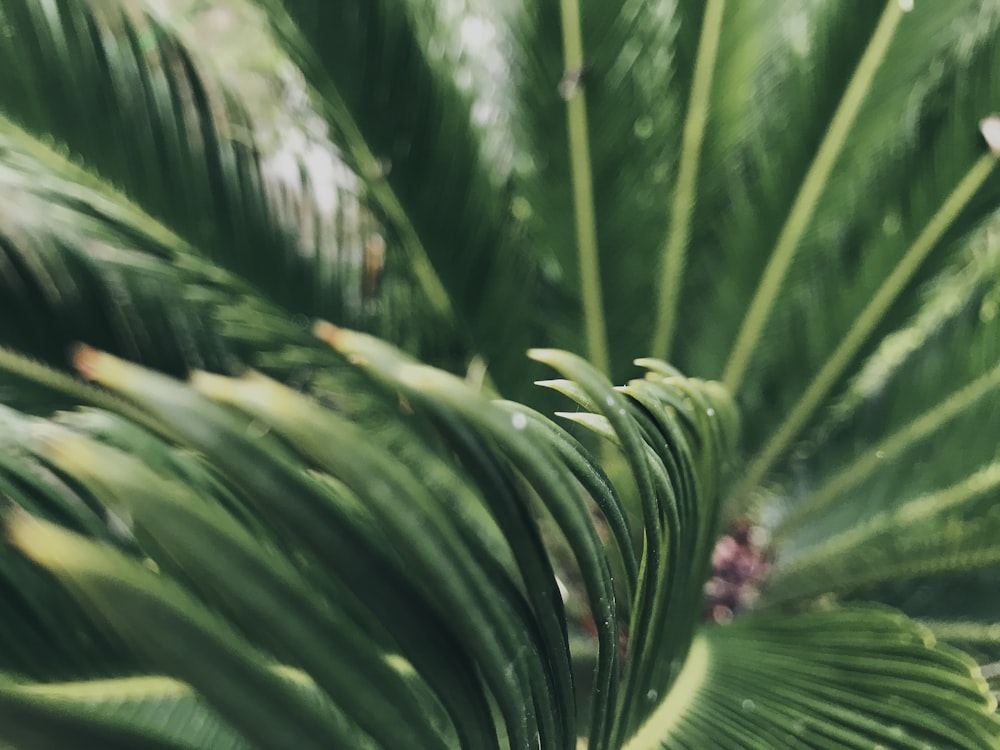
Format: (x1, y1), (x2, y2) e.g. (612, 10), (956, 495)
(633, 116), (654, 140)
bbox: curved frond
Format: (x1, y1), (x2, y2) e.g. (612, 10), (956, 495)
(0, 0), (452, 370)
(629, 607), (1000, 750)
(0, 332), (738, 750)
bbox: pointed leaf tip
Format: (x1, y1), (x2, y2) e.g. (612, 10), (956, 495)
(69, 347), (139, 392)
(71, 344), (101, 381)
(187, 369), (229, 394)
(312, 320), (341, 344)
(5, 511), (90, 572)
(527, 348), (560, 364)
(25, 420), (77, 462)
(981, 116), (1000, 155)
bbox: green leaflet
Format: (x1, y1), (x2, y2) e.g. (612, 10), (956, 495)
(323, 327), (738, 747)
(629, 607), (1000, 750)
(0, 673), (261, 750)
(4, 513), (366, 750)
(1, 332), (999, 749)
(29, 423), (452, 750)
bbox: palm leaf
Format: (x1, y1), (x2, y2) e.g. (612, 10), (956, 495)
(760, 225), (1000, 617)
(1, 338), (996, 748)
(628, 607), (999, 750)
(3, 0), (1000, 748)
(716, 2), (1000, 498)
(253, 0), (537, 393)
(0, 0), (445, 370)
(0, 112), (399, 421)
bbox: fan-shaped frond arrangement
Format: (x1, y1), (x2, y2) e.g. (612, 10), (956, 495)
(2, 0), (1000, 747)
(1, 337), (996, 749)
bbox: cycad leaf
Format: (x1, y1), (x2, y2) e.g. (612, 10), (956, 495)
(4, 513), (364, 750)
(28, 421), (452, 750)
(0, 0), (359, 322)
(0, 0), (453, 369)
(762, 230), (1000, 614)
(0, 115), (396, 424)
(0, 403), (145, 681)
(766, 463), (1000, 606)
(716, 2), (1000, 498)
(323, 328), (738, 748)
(0, 665), (392, 750)
(256, 0), (534, 393)
(780, 231), (1000, 542)
(0, 674), (244, 750)
(628, 607), (1000, 750)
(59, 348), (500, 748)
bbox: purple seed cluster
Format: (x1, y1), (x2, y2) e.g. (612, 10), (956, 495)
(704, 520), (770, 623)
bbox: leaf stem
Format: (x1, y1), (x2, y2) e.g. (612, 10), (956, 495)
(650, 0), (726, 361)
(732, 152), (999, 507)
(921, 621), (1000, 644)
(559, 0), (610, 375)
(622, 636), (710, 750)
(722, 0), (905, 391)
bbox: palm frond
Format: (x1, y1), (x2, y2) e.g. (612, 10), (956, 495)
(4, 1), (1000, 748)
(628, 607), (999, 750)
(0, 0), (445, 366)
(774, 227), (1000, 542)
(718, 1), (1000, 501)
(759, 228), (1000, 614)
(2, 336), (996, 748)
(0, 332), (733, 749)
(0, 671), (291, 750)
(1, 0), (334, 313)
(254, 0), (536, 393)
(0, 114), (395, 418)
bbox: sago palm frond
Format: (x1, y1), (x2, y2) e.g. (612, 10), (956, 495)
(0, 0), (448, 371)
(2, 0), (1000, 748)
(0, 340), (996, 749)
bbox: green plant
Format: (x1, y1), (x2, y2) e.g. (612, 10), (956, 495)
(2, 0), (1000, 747)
